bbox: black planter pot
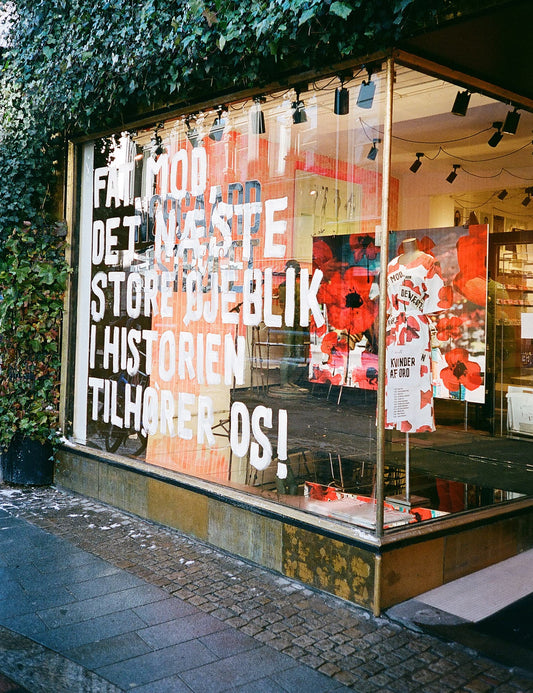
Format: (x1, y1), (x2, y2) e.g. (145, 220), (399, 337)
(1, 435), (54, 486)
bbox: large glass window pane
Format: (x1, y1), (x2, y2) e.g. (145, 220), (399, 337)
(384, 65), (532, 522)
(71, 68), (406, 531)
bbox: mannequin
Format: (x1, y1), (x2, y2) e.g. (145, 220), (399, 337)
(385, 237), (445, 505)
(385, 237), (444, 431)
(398, 237), (420, 263)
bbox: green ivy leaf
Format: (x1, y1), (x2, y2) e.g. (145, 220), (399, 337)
(330, 2), (353, 19)
(298, 8), (316, 26)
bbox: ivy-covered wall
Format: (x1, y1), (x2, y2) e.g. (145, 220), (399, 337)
(0, 0), (507, 235)
(0, 0), (506, 451)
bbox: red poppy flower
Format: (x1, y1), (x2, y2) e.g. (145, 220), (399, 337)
(454, 275), (487, 306)
(312, 239), (344, 280)
(386, 330), (396, 347)
(305, 482), (341, 501)
(311, 366), (343, 386)
(424, 257), (442, 280)
(310, 315), (327, 338)
(453, 224), (487, 306)
(319, 267), (378, 334)
(440, 347), (482, 392)
(418, 236), (435, 255)
(393, 277), (423, 313)
(396, 315), (421, 345)
(350, 234), (378, 264)
(352, 351), (379, 390)
(436, 316), (463, 341)
(321, 331), (348, 368)
(438, 285), (454, 310)
(420, 389), (433, 409)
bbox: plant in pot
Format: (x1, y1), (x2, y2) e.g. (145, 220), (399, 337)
(0, 222), (69, 485)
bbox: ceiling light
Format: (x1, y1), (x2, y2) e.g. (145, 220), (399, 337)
(488, 121), (503, 148)
(292, 90), (307, 124)
(185, 117), (199, 147)
(334, 75), (350, 115)
(356, 64), (379, 109)
(451, 90), (471, 116)
(522, 188), (532, 206)
(357, 78), (375, 110)
(151, 131), (164, 156)
(209, 107), (227, 141)
(250, 96), (266, 135)
(409, 152), (424, 173)
(367, 138), (380, 161)
(502, 107), (520, 135)
(497, 189), (508, 200)
(446, 164), (460, 183)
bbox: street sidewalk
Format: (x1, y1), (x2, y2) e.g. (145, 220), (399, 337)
(0, 485), (531, 692)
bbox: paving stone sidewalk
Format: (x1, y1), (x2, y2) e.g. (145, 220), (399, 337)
(0, 485), (532, 692)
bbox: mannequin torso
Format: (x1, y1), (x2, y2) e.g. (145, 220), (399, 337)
(398, 237), (422, 266)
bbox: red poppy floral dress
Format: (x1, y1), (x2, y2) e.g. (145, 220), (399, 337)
(385, 251), (445, 433)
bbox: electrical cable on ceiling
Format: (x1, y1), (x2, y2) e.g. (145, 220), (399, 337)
(452, 192), (500, 208)
(439, 140), (533, 163)
(460, 167), (504, 179)
(500, 168), (533, 181)
(360, 118), (494, 144)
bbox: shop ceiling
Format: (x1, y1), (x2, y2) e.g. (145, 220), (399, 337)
(399, 0), (533, 107)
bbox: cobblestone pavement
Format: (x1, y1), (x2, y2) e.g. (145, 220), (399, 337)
(1, 485), (532, 692)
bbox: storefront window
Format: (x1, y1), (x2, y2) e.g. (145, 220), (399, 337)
(71, 68), (394, 530)
(68, 61), (532, 534)
(384, 64), (532, 519)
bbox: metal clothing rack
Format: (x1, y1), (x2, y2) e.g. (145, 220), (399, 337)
(251, 323), (310, 391)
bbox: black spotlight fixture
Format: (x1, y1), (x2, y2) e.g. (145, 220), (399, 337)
(334, 75), (350, 115)
(367, 138), (381, 161)
(522, 187), (532, 207)
(451, 89), (471, 116)
(185, 117), (199, 147)
(356, 66), (376, 110)
(291, 89), (307, 125)
(446, 164), (460, 184)
(151, 129), (164, 156)
(209, 106), (227, 141)
(497, 189), (508, 200)
(503, 106), (521, 135)
(488, 121), (504, 148)
(409, 152), (424, 173)
(250, 96), (266, 134)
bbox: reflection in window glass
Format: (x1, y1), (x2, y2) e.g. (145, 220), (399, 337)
(72, 69), (390, 531)
(386, 65), (532, 517)
(70, 63), (532, 533)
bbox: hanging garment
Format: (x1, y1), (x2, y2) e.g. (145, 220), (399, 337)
(385, 251), (445, 432)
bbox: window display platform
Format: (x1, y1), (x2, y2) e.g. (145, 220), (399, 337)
(302, 482), (447, 530)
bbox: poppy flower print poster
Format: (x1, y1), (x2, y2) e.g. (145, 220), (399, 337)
(391, 225), (488, 404)
(309, 233), (380, 390)
(309, 226), (488, 405)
